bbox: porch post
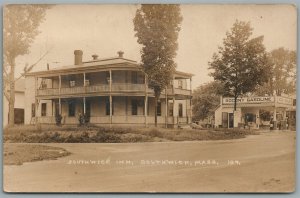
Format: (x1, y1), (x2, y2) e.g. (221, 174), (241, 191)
(59, 75), (61, 115)
(189, 77), (192, 124)
(35, 77), (38, 124)
(83, 97), (86, 114)
(144, 75), (148, 127)
(83, 73), (86, 115)
(109, 70), (112, 127)
(172, 76), (176, 126)
(59, 98), (61, 114)
(165, 86), (168, 128)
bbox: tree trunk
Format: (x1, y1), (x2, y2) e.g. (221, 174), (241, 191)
(233, 95), (237, 111)
(154, 96), (158, 127)
(8, 58), (15, 127)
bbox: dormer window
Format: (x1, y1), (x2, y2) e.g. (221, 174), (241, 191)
(70, 80), (76, 87)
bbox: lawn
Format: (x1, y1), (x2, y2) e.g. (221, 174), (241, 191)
(3, 124), (260, 143)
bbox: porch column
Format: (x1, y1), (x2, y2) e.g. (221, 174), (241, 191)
(173, 97), (176, 125)
(59, 98), (61, 115)
(172, 76), (176, 126)
(83, 97), (86, 114)
(59, 75), (61, 115)
(83, 73), (86, 115)
(165, 86), (168, 128)
(144, 75), (148, 127)
(35, 77), (38, 123)
(273, 107), (277, 129)
(109, 70), (112, 127)
(189, 77), (192, 124)
(273, 108), (277, 121)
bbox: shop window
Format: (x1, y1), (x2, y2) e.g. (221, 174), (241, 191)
(41, 103), (47, 117)
(245, 113), (256, 123)
(157, 101), (161, 116)
(68, 101), (75, 117)
(178, 103), (183, 117)
(31, 103), (35, 117)
(169, 102), (174, 116)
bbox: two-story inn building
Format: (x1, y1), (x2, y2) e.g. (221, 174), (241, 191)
(24, 50), (193, 128)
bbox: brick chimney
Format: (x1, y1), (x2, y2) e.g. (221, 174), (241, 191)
(92, 54), (98, 60)
(117, 51), (124, 58)
(74, 50), (83, 65)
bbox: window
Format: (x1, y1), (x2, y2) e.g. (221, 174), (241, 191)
(178, 80), (183, 89)
(157, 101), (161, 116)
(41, 79), (47, 89)
(106, 72), (111, 84)
(68, 101), (75, 117)
(169, 102), (173, 116)
(31, 103), (36, 117)
(132, 71), (138, 84)
(293, 99), (296, 106)
(105, 97), (114, 115)
(70, 80), (76, 87)
(132, 99), (138, 115)
(41, 103), (47, 117)
(85, 79), (90, 86)
(178, 103), (183, 117)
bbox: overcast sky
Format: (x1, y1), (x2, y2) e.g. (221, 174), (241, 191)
(15, 4), (296, 89)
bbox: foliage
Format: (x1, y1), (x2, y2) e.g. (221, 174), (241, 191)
(259, 110), (271, 121)
(55, 114), (62, 126)
(255, 48), (296, 96)
(78, 113), (90, 126)
(3, 5), (52, 126)
(209, 20), (269, 110)
(192, 81), (224, 120)
(133, 4), (183, 126)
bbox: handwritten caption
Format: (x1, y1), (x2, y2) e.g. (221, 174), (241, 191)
(66, 158), (241, 167)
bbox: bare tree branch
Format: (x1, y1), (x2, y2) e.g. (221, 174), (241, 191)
(15, 49), (51, 81)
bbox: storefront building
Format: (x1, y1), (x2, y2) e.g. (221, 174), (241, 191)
(214, 95), (294, 129)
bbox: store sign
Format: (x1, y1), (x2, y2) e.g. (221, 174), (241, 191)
(276, 96), (293, 105)
(223, 97), (275, 104)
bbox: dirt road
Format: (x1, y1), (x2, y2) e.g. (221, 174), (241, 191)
(3, 131), (295, 192)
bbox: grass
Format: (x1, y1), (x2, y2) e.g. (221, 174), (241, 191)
(3, 124), (260, 143)
(3, 144), (71, 165)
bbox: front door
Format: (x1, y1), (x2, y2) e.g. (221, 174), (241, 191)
(222, 112), (228, 128)
(229, 113), (234, 128)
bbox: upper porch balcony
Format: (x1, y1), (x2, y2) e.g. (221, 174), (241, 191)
(36, 70), (192, 98)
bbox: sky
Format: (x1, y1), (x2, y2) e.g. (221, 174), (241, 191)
(15, 4), (297, 89)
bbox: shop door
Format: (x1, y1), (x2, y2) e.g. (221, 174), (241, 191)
(222, 112), (228, 128)
(228, 113), (234, 128)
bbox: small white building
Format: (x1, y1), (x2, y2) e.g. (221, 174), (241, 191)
(214, 95), (294, 129)
(3, 78), (26, 127)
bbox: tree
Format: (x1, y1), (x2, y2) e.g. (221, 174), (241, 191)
(3, 5), (51, 127)
(255, 48), (296, 96)
(133, 5), (183, 127)
(209, 20), (269, 119)
(192, 81), (224, 121)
